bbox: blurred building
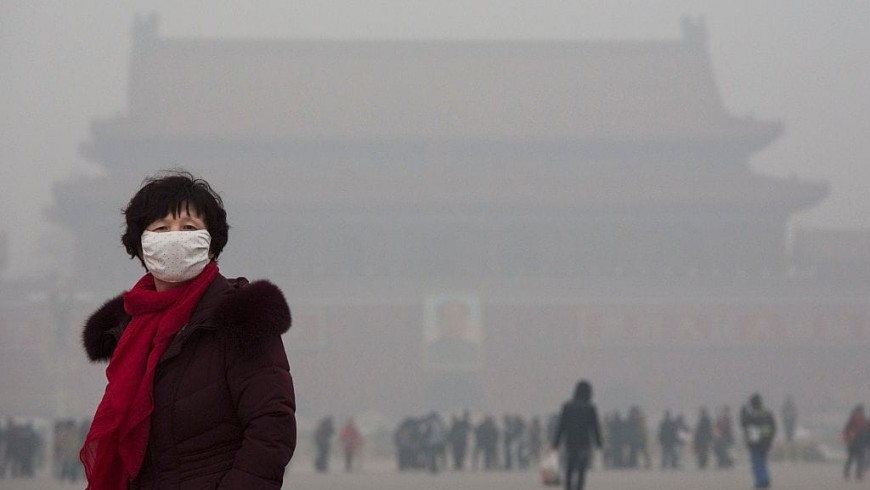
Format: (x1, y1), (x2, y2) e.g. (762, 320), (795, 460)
(16, 14), (867, 420)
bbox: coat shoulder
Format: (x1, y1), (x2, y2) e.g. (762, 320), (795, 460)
(212, 280), (292, 353)
(82, 295), (128, 362)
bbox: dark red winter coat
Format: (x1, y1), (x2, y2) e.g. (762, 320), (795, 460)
(83, 274), (296, 489)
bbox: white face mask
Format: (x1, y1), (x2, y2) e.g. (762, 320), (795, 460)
(141, 230), (212, 283)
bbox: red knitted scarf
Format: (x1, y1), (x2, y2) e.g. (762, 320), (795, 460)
(80, 262), (219, 490)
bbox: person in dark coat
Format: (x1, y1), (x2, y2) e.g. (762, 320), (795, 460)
(713, 405), (735, 469)
(552, 380), (602, 490)
(474, 415), (499, 471)
(394, 417), (423, 471)
(854, 425), (870, 480)
(657, 411), (678, 470)
(0, 420), (6, 478)
(780, 395), (798, 460)
(693, 406), (714, 469)
(606, 411), (625, 469)
(80, 170), (296, 489)
(626, 405), (650, 469)
(313, 416), (335, 473)
(780, 396), (797, 444)
(448, 411), (472, 470)
(740, 393), (776, 489)
(528, 416), (544, 466)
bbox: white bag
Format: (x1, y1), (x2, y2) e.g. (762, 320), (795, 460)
(539, 450), (561, 486)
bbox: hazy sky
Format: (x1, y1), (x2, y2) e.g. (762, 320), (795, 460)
(2, 0), (869, 277)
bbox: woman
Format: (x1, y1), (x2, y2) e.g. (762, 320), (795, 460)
(552, 380), (602, 490)
(80, 170), (296, 489)
(339, 417), (362, 472)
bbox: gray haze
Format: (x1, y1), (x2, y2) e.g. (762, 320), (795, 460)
(2, 0), (869, 277)
(1, 0), (869, 450)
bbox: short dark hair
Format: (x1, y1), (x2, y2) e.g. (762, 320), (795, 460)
(121, 170), (229, 268)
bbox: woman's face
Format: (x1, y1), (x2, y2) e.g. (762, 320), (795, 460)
(145, 205), (213, 260)
(141, 205), (213, 290)
(146, 205), (207, 233)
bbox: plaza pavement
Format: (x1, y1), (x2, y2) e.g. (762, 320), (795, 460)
(2, 461), (858, 490)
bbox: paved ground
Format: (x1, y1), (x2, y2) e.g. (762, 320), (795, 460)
(0, 462), (860, 490)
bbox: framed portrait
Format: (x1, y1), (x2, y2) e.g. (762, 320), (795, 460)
(422, 293), (484, 372)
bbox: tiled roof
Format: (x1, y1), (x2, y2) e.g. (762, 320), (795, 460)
(116, 26), (777, 144)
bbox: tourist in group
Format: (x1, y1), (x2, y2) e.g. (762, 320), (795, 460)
(339, 417), (363, 472)
(626, 405), (651, 469)
(658, 411), (678, 470)
(841, 404), (867, 480)
(313, 416), (335, 473)
(693, 406), (714, 469)
(713, 405), (735, 469)
(448, 411), (472, 470)
(781, 395), (798, 460)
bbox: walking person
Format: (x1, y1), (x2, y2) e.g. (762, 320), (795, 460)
(713, 405), (735, 469)
(528, 416), (544, 466)
(503, 414), (522, 470)
(552, 380), (603, 490)
(339, 418), (362, 472)
(673, 414), (690, 469)
(80, 170), (296, 489)
(448, 411), (472, 470)
(0, 419), (6, 479)
(781, 395), (798, 460)
(625, 406), (649, 469)
(607, 411), (626, 468)
(740, 393), (776, 489)
(693, 406), (714, 469)
(841, 404), (867, 480)
(479, 415), (499, 471)
(313, 417), (335, 473)
(657, 411), (678, 470)
(422, 412), (448, 474)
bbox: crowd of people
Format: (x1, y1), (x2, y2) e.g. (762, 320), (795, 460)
(312, 411), (547, 474)
(0, 399), (866, 486)
(650, 405), (738, 470)
(312, 416), (365, 473)
(306, 397), (869, 487)
(0, 417), (95, 483)
(0, 418), (43, 479)
(390, 411), (546, 473)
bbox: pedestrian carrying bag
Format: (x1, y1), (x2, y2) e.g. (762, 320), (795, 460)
(539, 450), (561, 486)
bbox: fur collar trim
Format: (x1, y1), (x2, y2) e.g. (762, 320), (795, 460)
(82, 277), (291, 362)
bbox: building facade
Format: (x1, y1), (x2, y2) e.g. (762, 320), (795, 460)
(30, 14), (868, 423)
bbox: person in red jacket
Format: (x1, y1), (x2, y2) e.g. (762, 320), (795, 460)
(339, 418), (363, 472)
(81, 170), (296, 489)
